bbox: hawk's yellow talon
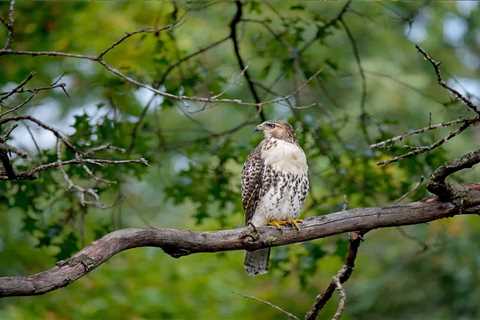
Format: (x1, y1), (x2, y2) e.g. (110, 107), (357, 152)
(268, 219), (302, 230)
(268, 219), (286, 229)
(288, 218), (303, 231)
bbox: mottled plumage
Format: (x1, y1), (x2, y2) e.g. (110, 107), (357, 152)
(241, 121), (309, 275)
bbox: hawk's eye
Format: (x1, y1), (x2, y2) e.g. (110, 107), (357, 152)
(266, 123), (275, 128)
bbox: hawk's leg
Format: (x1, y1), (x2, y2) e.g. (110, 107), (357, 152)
(247, 222), (260, 241)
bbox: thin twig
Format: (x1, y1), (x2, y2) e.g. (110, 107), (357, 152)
(0, 93), (36, 118)
(157, 35), (230, 85)
(415, 45), (480, 115)
(340, 18), (369, 143)
(0, 72), (34, 104)
(300, 0), (352, 54)
(97, 17), (185, 59)
(236, 292), (299, 320)
(394, 176), (425, 203)
(377, 120), (472, 166)
(23, 123), (41, 154)
(395, 227), (429, 252)
(0, 83), (67, 97)
(0, 157), (148, 180)
(370, 117), (479, 149)
(0, 115), (76, 150)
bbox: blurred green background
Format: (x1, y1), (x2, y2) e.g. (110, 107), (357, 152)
(1, 1), (480, 319)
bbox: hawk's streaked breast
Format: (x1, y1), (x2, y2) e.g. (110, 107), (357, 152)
(248, 138), (309, 227)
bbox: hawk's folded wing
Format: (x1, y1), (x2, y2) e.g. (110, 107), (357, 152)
(241, 145), (264, 224)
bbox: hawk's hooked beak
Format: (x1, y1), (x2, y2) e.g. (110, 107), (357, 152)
(254, 124), (264, 132)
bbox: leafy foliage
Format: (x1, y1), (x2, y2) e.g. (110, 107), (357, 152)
(1, 1), (480, 319)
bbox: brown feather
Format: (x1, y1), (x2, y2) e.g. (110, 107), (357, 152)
(241, 142), (264, 223)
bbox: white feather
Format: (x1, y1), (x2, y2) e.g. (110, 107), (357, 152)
(261, 139), (308, 174)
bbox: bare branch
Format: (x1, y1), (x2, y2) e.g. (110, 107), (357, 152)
(236, 292), (299, 320)
(0, 82), (68, 97)
(2, 0), (15, 49)
(0, 115), (76, 150)
(427, 148), (480, 204)
(23, 123), (41, 154)
(0, 48), (97, 60)
(56, 140), (100, 207)
(394, 176), (425, 204)
(0, 93), (36, 118)
(340, 18), (369, 143)
(370, 117), (479, 149)
(157, 35), (230, 85)
(2, 197), (479, 298)
(415, 45), (480, 115)
(0, 72), (34, 104)
(305, 232), (363, 320)
(395, 227), (429, 253)
(97, 18), (184, 60)
(377, 119), (472, 166)
(300, 0), (352, 54)
(331, 276), (346, 320)
(371, 46), (480, 167)
(229, 0), (266, 121)
(0, 157), (148, 180)
(84, 144), (125, 156)
(0, 48), (261, 108)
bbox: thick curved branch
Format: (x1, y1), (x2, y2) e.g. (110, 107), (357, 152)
(427, 148), (480, 204)
(2, 196), (479, 298)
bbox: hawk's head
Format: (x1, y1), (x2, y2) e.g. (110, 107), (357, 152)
(255, 120), (296, 141)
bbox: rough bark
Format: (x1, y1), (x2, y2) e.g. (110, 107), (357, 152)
(1, 196), (478, 298)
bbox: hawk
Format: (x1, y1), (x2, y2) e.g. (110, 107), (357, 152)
(241, 120), (309, 275)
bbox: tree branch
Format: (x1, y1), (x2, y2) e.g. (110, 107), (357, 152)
(373, 46), (480, 166)
(2, 196), (479, 298)
(305, 231), (363, 320)
(370, 117), (479, 150)
(299, 0), (352, 54)
(229, 0), (266, 121)
(96, 21), (183, 60)
(2, 0), (15, 49)
(0, 157), (148, 180)
(0, 71), (34, 104)
(236, 292), (299, 320)
(427, 148), (480, 204)
(340, 18), (369, 143)
(415, 45), (480, 115)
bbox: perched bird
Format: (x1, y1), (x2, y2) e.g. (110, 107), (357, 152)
(241, 120), (309, 275)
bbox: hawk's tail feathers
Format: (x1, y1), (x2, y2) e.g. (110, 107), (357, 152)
(244, 248), (270, 276)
